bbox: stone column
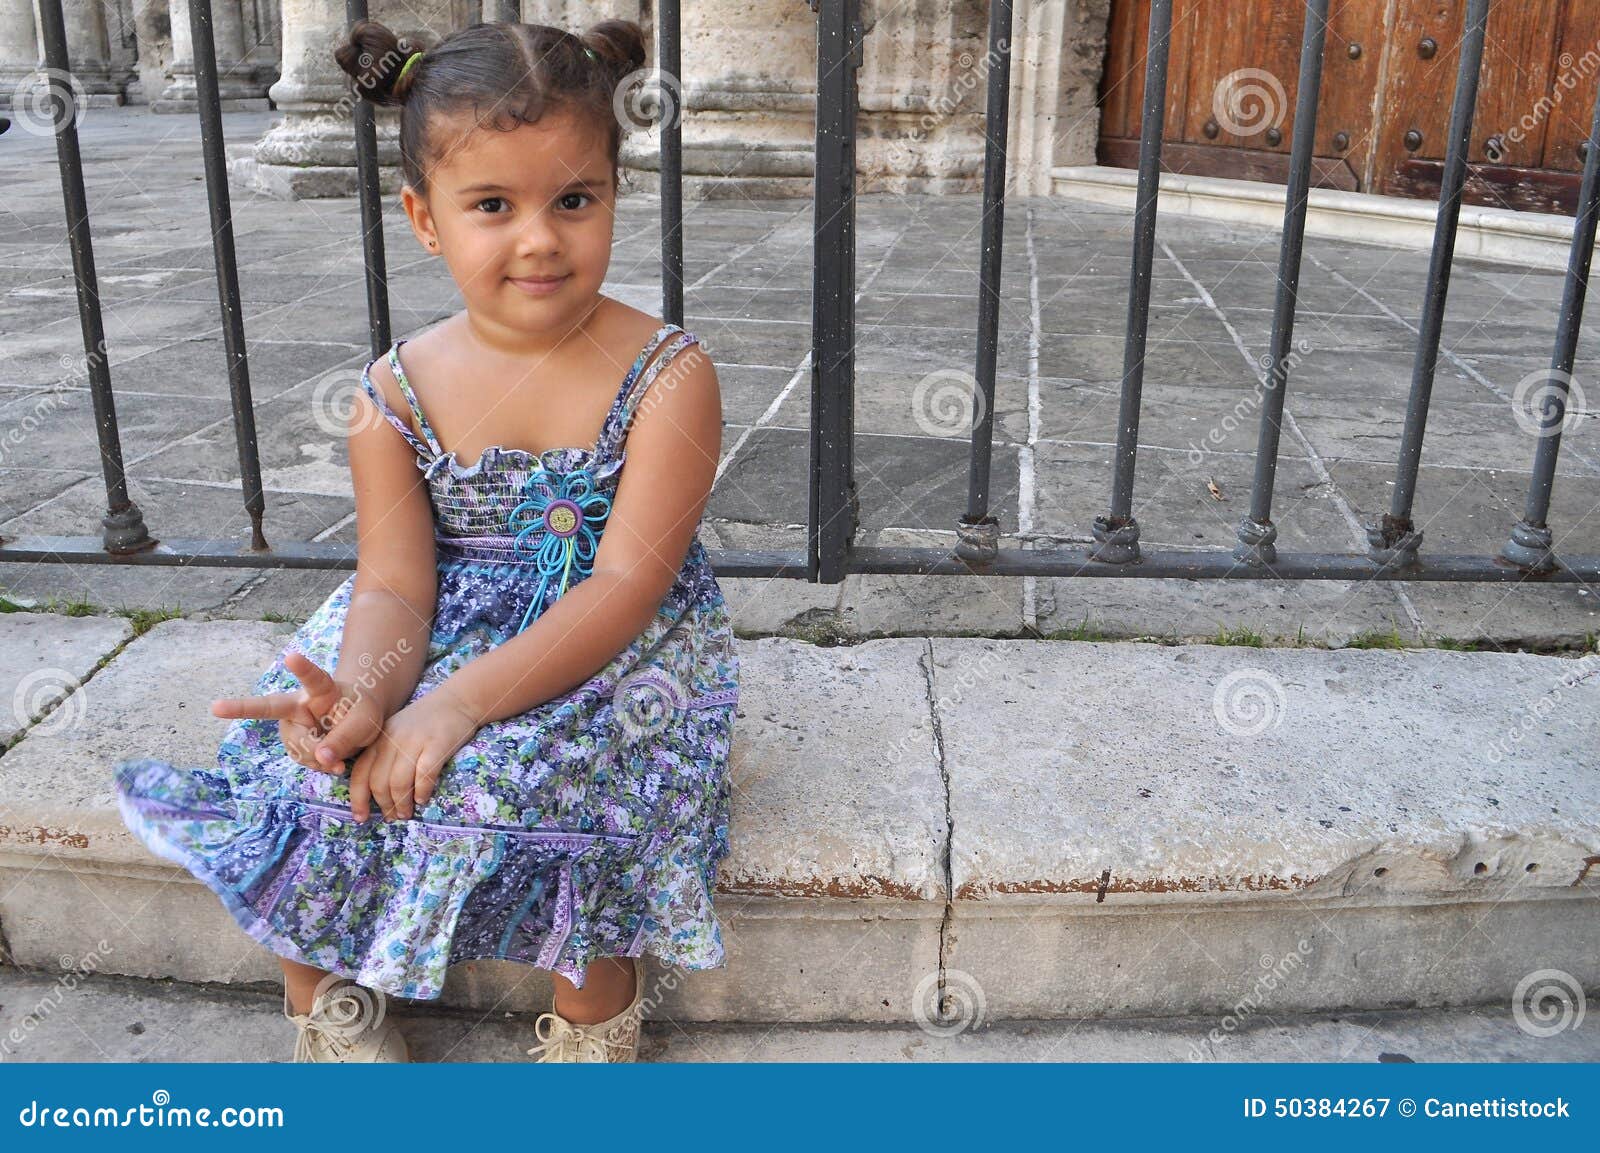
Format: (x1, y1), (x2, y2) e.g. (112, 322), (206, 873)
(1006, 0), (1113, 196)
(241, 0), (282, 92)
(854, 0), (1005, 195)
(50, 0), (127, 104)
(230, 0), (462, 197)
(788, 0), (1103, 198)
(131, 0), (176, 108)
(154, 0), (272, 111)
(106, 0), (142, 100)
(588, 0), (819, 200)
(0, 0), (39, 111)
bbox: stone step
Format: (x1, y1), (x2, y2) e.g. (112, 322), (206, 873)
(0, 614), (1596, 1023)
(4, 967), (1595, 1063)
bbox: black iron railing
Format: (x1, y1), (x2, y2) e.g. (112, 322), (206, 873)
(2, 0), (1597, 586)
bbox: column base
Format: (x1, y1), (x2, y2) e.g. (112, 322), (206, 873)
(227, 152), (402, 200)
(152, 97), (272, 114)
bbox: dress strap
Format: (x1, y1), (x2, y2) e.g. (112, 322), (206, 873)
(594, 324), (700, 464)
(359, 350), (436, 461)
(384, 341), (446, 457)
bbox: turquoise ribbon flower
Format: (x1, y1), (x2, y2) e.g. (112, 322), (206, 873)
(508, 466), (613, 634)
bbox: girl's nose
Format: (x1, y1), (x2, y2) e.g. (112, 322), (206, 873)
(514, 211), (561, 257)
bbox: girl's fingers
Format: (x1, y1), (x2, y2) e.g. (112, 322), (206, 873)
(412, 746), (451, 812)
(349, 745), (376, 822)
(211, 692), (304, 722)
(369, 752), (395, 822)
(284, 651), (341, 714)
(315, 709), (377, 769)
(393, 757), (423, 821)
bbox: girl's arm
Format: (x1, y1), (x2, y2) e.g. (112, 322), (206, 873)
(431, 342), (722, 727)
(330, 357), (437, 722)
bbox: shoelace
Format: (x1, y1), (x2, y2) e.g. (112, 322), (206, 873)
(291, 985), (369, 1063)
(524, 1011), (623, 1062)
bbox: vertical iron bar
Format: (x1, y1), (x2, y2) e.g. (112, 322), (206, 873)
(191, 0), (268, 550)
(347, 0), (390, 358)
(660, 0), (684, 327)
(1236, 0), (1330, 566)
(809, 0), (860, 582)
(35, 0), (153, 554)
(955, 0), (1014, 565)
(1367, 0), (1490, 567)
(1090, 0), (1172, 565)
(1500, 79), (1600, 572)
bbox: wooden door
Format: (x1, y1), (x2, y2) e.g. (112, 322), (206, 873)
(1098, 0), (1600, 215)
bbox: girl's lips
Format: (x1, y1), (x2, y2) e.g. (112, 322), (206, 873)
(508, 273), (569, 296)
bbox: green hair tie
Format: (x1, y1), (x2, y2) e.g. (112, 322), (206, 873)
(396, 50), (423, 85)
(582, 45), (597, 62)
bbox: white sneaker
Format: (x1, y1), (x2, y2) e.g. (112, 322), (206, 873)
(525, 957), (645, 1062)
(283, 975), (411, 1063)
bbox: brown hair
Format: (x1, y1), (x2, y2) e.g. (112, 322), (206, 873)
(333, 19), (648, 195)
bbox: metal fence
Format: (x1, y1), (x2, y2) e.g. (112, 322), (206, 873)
(3, 0), (1598, 586)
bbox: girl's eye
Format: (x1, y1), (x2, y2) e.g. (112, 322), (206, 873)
(559, 192), (592, 211)
(475, 197), (509, 214)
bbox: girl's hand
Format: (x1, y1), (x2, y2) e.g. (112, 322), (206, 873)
(348, 689), (481, 822)
(211, 650), (384, 775)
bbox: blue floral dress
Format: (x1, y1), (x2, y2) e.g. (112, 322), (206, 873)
(112, 322), (739, 1000)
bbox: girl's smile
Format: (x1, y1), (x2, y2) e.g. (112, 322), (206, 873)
(507, 272), (571, 296)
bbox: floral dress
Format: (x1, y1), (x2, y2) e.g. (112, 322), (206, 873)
(112, 322), (739, 1000)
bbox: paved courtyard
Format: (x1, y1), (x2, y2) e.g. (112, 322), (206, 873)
(2, 108), (1598, 648)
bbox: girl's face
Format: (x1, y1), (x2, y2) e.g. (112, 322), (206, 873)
(400, 105), (617, 340)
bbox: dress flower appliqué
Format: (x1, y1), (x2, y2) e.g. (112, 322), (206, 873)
(508, 465), (612, 634)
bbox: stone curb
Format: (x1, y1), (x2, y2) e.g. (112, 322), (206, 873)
(0, 614), (1595, 1021)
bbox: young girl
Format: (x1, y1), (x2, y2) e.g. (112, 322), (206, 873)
(111, 16), (738, 1064)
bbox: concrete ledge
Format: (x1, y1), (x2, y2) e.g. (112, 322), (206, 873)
(1051, 165), (1583, 271)
(0, 615), (1596, 1022)
(0, 618), (946, 1022)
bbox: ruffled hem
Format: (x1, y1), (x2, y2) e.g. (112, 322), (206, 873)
(112, 757), (730, 1001)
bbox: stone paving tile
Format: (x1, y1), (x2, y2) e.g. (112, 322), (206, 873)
(1, 108), (1596, 645)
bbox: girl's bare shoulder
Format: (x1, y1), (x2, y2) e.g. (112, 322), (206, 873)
(597, 293), (675, 351)
(393, 314), (468, 383)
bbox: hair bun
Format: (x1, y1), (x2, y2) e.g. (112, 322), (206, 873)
(580, 19), (647, 77)
(333, 19), (423, 107)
